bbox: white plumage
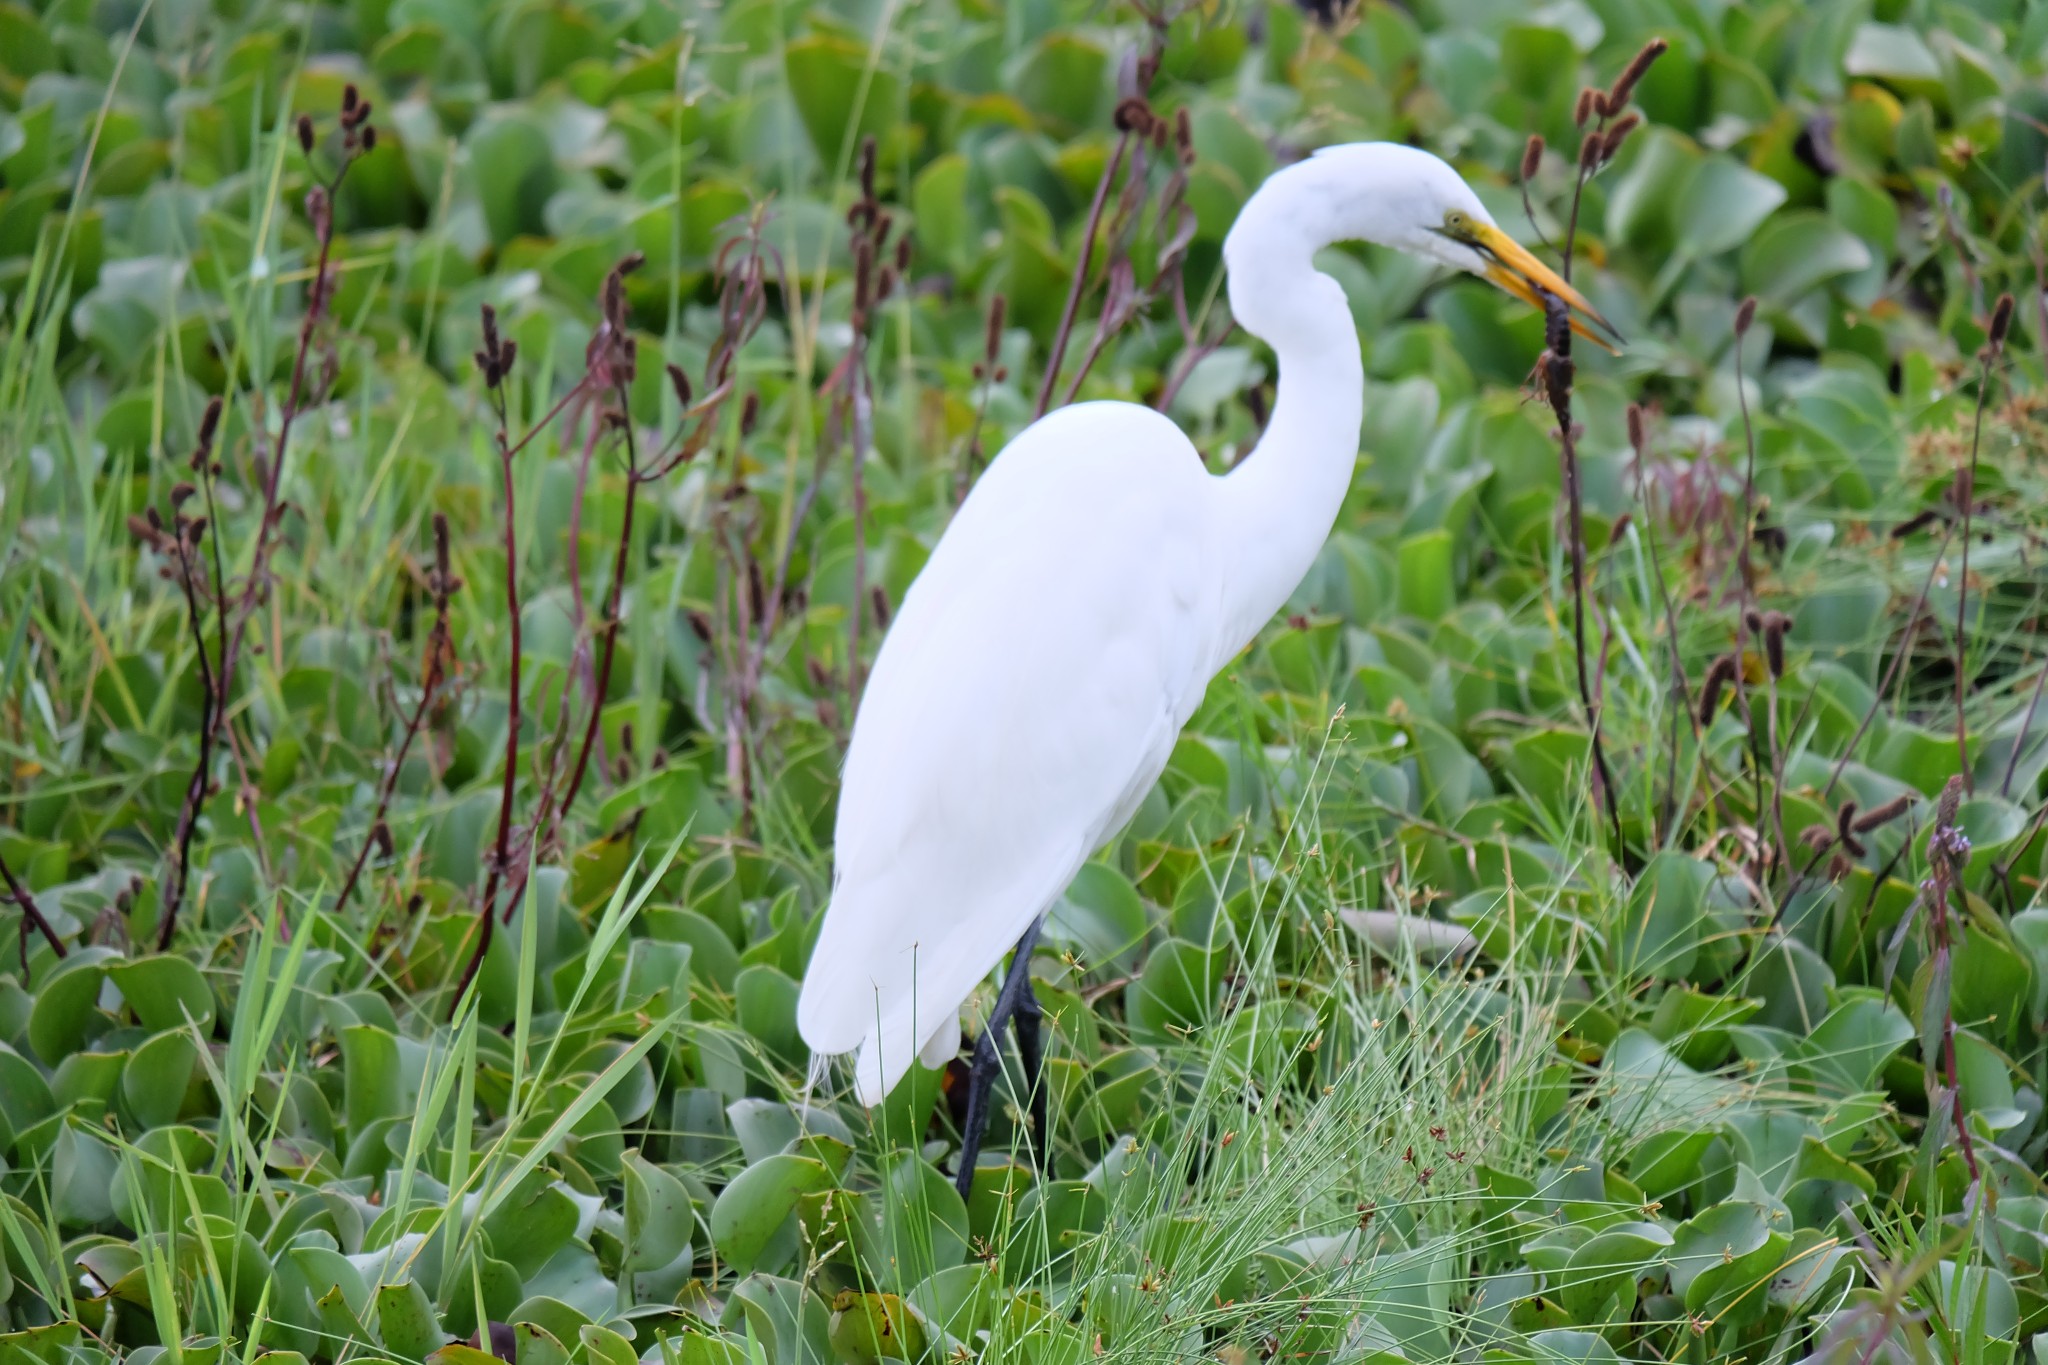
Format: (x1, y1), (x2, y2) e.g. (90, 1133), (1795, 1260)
(795, 143), (1615, 1111)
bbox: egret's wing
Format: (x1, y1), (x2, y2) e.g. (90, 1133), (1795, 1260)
(796, 402), (1217, 1103)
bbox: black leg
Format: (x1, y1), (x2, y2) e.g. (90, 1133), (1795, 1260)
(952, 917), (1045, 1201)
(1011, 965), (1049, 1173)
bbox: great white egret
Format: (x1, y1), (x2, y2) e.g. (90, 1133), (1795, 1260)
(796, 142), (1616, 1195)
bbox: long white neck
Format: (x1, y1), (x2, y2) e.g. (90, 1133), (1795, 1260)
(1209, 153), (1371, 661)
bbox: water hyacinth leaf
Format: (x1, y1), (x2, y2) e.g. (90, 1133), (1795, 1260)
(622, 1151), (694, 1272)
(1674, 157), (1789, 258)
(1617, 853), (1712, 981)
(708, 1155), (836, 1275)
(108, 956), (217, 1036)
(26, 947), (120, 1064)
(374, 1279), (446, 1359)
(827, 1291), (929, 1364)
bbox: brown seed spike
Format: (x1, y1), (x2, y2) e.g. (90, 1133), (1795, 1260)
(1761, 610), (1791, 678)
(740, 391), (760, 436)
(361, 125), (377, 153)
(1851, 793), (1913, 833)
(667, 362), (692, 408)
(343, 83), (359, 113)
(1607, 37), (1669, 110)
(1734, 295), (1758, 336)
(985, 294), (1007, 360)
(1699, 653), (1737, 723)
(1626, 402), (1645, 454)
(198, 394), (222, 448)
(433, 512), (451, 579)
(1113, 96), (1152, 134)
(1988, 292), (2014, 351)
(1578, 132), (1602, 172)
(1600, 112), (1641, 161)
(1574, 87), (1597, 127)
(499, 339), (517, 378)
(297, 114), (315, 154)
(1520, 134), (1544, 182)
(1936, 774), (1964, 828)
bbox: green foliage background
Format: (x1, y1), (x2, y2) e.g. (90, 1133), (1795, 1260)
(2, 0), (2047, 1364)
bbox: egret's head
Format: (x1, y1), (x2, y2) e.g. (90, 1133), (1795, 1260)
(1235, 142), (1623, 353)
(1424, 201), (1623, 352)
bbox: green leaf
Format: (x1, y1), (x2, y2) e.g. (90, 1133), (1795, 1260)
(1617, 853), (1713, 981)
(708, 1155), (836, 1275)
(373, 1279), (446, 1359)
(1675, 157), (1788, 257)
(107, 955), (216, 1034)
(623, 1151), (694, 1272)
(26, 947), (119, 1064)
(784, 34), (901, 164)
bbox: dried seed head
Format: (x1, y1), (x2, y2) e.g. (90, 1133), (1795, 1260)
(343, 83), (359, 114)
(171, 481), (197, 506)
(1578, 132), (1602, 172)
(1761, 610), (1791, 678)
(1799, 823), (1833, 851)
(433, 511), (451, 580)
(1174, 106), (1194, 164)
(1851, 793), (1913, 833)
(1574, 87), (1598, 127)
(1744, 607), (1764, 634)
(895, 232), (913, 272)
(1734, 295), (1757, 337)
(1987, 292), (2014, 352)
(1935, 774), (1964, 829)
(127, 513), (157, 544)
(1600, 112), (1641, 160)
(1626, 402), (1645, 453)
(1699, 653), (1738, 722)
(480, 303), (499, 352)
(361, 125), (377, 153)
(499, 339), (517, 379)
(1834, 802), (1868, 858)
(1520, 134), (1544, 182)
(296, 114), (315, 154)
(371, 820), (393, 858)
(1890, 508), (1942, 539)
(985, 294), (1007, 359)
(739, 391), (760, 436)
(667, 361), (692, 408)
(1113, 96), (1153, 134)
(1607, 37), (1669, 110)
(194, 397), (222, 455)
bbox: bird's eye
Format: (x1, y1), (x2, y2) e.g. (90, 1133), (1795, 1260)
(1443, 210), (1470, 235)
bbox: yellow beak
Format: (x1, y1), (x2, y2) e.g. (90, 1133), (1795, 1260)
(1464, 222), (1624, 354)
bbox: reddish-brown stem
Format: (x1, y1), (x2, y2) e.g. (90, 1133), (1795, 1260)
(2000, 659), (2048, 799)
(1538, 295), (1621, 856)
(163, 530), (220, 947)
(1035, 130), (1134, 420)
(478, 396), (523, 923)
(1818, 522), (1958, 805)
(2, 848), (67, 976)
(157, 155), (353, 950)
(1953, 347), (1997, 792)
(335, 536), (455, 915)
(559, 386), (642, 826)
